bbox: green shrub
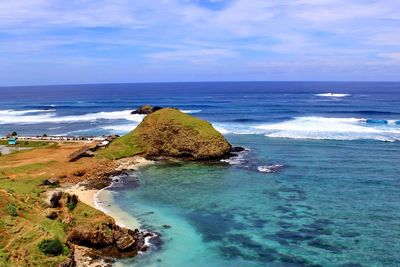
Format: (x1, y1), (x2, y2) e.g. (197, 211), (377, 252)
(5, 204), (17, 217)
(67, 194), (78, 211)
(67, 201), (76, 211)
(37, 239), (64, 256)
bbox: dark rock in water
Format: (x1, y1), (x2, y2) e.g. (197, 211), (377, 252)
(131, 105), (163, 115)
(114, 228), (137, 251)
(148, 233), (163, 248)
(230, 146), (245, 153)
(151, 106), (163, 112)
(162, 224), (171, 229)
(68, 222), (156, 257)
(49, 191), (63, 208)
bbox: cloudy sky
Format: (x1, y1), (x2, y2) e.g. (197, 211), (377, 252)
(0, 0), (399, 85)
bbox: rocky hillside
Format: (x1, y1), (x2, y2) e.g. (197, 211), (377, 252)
(98, 108), (232, 160)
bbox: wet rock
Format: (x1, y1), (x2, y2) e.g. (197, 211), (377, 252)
(114, 228), (137, 251)
(230, 146), (245, 153)
(68, 223), (155, 257)
(162, 224), (171, 229)
(68, 227), (114, 249)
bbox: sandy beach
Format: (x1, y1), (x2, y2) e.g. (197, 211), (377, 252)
(64, 156), (153, 230)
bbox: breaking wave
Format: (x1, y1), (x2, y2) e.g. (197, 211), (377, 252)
(257, 164), (284, 173)
(181, 109), (202, 114)
(215, 116), (400, 142)
(0, 108), (199, 126)
(0, 109), (145, 125)
(315, 93), (351, 97)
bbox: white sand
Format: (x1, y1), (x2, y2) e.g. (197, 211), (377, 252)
(65, 156), (153, 230)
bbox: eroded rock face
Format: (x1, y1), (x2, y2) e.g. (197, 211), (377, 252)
(114, 228), (137, 251)
(68, 226), (114, 249)
(67, 222), (153, 257)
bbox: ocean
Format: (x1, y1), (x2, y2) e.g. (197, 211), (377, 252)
(1, 82), (400, 266)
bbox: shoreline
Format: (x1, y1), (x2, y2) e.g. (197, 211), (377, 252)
(63, 156), (155, 266)
(64, 156), (153, 229)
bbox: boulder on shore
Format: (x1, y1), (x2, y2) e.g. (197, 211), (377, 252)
(99, 108), (232, 160)
(67, 221), (154, 256)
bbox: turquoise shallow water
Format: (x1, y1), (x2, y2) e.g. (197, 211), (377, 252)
(110, 135), (400, 267)
(1, 82), (399, 266)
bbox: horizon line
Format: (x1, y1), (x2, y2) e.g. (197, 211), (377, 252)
(1, 80), (400, 88)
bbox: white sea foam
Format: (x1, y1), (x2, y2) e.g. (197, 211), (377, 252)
(181, 109), (202, 114)
(221, 149), (249, 165)
(0, 109), (56, 116)
(0, 109), (145, 125)
(216, 116), (400, 142)
(0, 108), (199, 125)
(257, 164), (284, 173)
(315, 93), (351, 97)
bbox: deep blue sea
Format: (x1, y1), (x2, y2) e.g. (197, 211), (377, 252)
(1, 82), (400, 266)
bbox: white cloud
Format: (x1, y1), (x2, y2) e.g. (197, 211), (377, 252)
(0, 0), (399, 84)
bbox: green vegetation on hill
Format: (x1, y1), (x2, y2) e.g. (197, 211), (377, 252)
(0, 145), (121, 266)
(98, 108), (231, 160)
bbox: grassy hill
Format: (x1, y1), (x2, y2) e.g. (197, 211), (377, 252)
(97, 108), (231, 160)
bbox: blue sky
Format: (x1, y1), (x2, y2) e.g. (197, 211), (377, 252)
(0, 0), (399, 85)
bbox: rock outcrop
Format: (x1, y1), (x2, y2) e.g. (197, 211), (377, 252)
(99, 108), (232, 160)
(67, 221), (153, 257)
(131, 105), (164, 115)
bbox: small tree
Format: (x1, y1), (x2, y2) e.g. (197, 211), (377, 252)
(43, 133), (48, 137)
(11, 131), (17, 137)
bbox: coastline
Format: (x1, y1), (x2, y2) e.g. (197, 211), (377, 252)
(63, 156), (154, 266)
(64, 156), (153, 229)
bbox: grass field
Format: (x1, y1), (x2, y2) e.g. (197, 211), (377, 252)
(0, 142), (115, 266)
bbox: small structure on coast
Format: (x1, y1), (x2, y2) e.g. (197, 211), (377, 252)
(7, 137), (17, 145)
